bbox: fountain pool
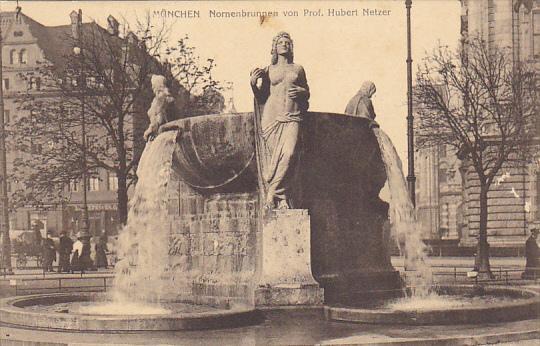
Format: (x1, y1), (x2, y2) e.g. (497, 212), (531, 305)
(1, 292), (261, 331)
(325, 285), (540, 325)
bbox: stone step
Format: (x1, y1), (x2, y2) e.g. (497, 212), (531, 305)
(465, 205), (527, 214)
(465, 198), (528, 207)
(465, 190), (528, 199)
(467, 220), (526, 229)
(465, 185), (527, 193)
(466, 228), (528, 237)
(465, 206), (524, 216)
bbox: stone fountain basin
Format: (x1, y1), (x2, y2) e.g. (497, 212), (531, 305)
(324, 285), (540, 325)
(0, 292), (262, 332)
(162, 111), (383, 191)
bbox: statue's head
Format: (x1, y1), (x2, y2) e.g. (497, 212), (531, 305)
(358, 81), (376, 98)
(151, 74), (167, 92)
(271, 31), (294, 65)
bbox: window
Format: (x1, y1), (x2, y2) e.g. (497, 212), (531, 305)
(2, 78), (9, 91)
(438, 144), (446, 158)
(533, 10), (540, 58)
(85, 135), (96, 148)
(30, 142), (42, 154)
(440, 203), (449, 233)
(19, 49), (27, 64)
(86, 76), (96, 88)
(4, 110), (10, 123)
(487, 0), (495, 49)
(439, 169), (448, 184)
(89, 177), (100, 191)
(9, 49), (16, 64)
(537, 171), (540, 219)
(29, 77), (41, 90)
(69, 180), (79, 192)
(108, 172), (118, 191)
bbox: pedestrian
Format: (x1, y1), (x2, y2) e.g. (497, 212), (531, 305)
(31, 220), (43, 252)
(58, 231), (73, 273)
(94, 234), (109, 269)
(79, 234), (95, 272)
(522, 228), (539, 279)
(41, 232), (56, 272)
(71, 234), (84, 273)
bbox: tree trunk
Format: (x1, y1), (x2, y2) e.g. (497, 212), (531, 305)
(476, 184), (493, 279)
(117, 172), (128, 226)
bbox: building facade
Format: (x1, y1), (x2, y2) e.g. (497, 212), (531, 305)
(1, 11), (147, 238)
(416, 0), (540, 253)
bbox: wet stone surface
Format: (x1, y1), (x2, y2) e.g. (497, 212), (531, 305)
(1, 308), (539, 345)
(23, 301), (220, 315)
(334, 293), (530, 310)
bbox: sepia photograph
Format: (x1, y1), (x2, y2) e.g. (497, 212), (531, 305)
(0, 0), (539, 345)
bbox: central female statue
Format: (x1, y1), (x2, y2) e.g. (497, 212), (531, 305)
(251, 32), (310, 209)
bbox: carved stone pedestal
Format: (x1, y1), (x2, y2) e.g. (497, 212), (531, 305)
(255, 209), (323, 306)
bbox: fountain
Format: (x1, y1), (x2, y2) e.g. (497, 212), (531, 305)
(2, 111), (538, 332)
(0, 32), (538, 335)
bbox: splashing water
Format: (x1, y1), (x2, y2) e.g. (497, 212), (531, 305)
(373, 128), (433, 298)
(109, 131), (178, 309)
(384, 294), (518, 311)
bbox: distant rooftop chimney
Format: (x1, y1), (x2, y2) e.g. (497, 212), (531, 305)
(223, 82), (237, 114)
(70, 9), (81, 40)
(107, 15), (119, 36)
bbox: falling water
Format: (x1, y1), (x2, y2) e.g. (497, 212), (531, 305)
(108, 131), (177, 309)
(373, 128), (433, 298)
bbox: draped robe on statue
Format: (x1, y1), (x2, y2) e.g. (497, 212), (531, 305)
(253, 64), (310, 207)
(344, 81), (377, 120)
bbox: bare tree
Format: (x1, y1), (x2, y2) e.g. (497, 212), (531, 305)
(164, 35), (223, 116)
(9, 16), (171, 225)
(414, 37), (538, 278)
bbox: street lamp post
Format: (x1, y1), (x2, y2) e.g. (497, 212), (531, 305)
(73, 10), (92, 268)
(405, 0), (416, 207)
(0, 11), (13, 273)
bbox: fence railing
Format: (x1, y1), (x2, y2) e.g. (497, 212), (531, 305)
(398, 265), (540, 285)
(2, 265), (538, 297)
(0, 266), (114, 279)
(7, 276), (113, 296)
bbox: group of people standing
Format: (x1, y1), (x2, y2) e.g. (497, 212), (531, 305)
(32, 222), (109, 273)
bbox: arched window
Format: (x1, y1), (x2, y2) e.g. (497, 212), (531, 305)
(19, 49), (27, 64)
(533, 9), (540, 58)
(9, 49), (16, 64)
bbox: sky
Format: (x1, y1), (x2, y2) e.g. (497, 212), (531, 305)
(0, 0), (462, 163)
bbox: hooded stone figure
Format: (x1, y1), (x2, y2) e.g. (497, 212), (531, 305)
(344, 81), (377, 120)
